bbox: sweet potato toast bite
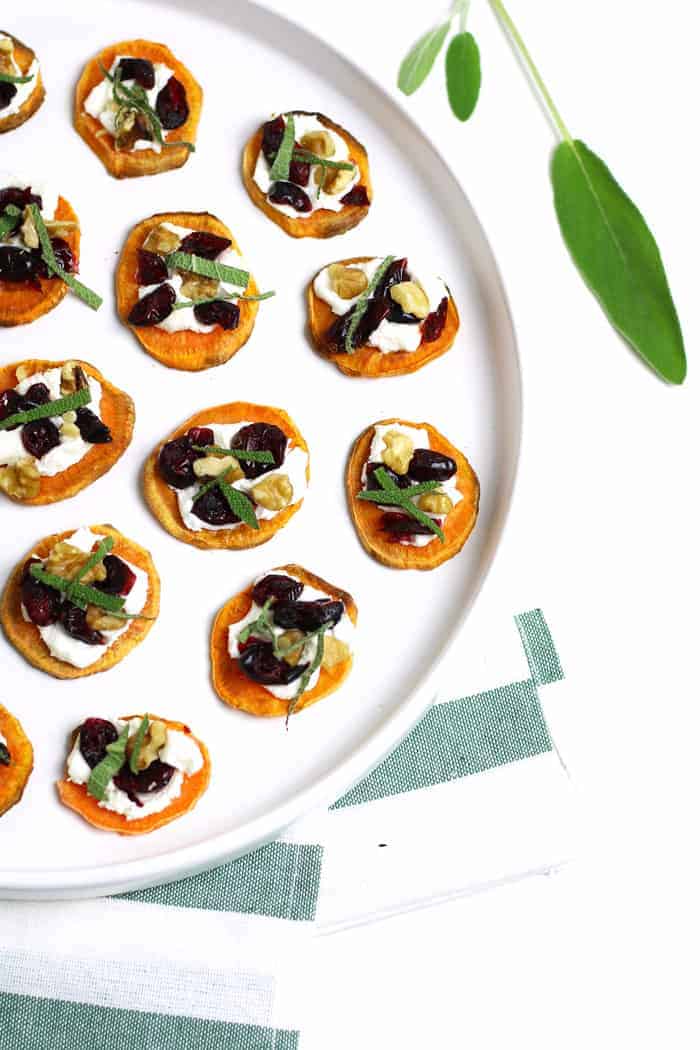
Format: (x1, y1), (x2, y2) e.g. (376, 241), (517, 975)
(243, 111), (372, 238)
(347, 419), (479, 570)
(1, 524), (160, 679)
(308, 255), (459, 377)
(211, 565), (357, 718)
(0, 705), (33, 818)
(74, 39), (201, 178)
(116, 211), (267, 371)
(0, 31), (45, 134)
(0, 359), (134, 505)
(144, 402), (309, 550)
(57, 714), (210, 835)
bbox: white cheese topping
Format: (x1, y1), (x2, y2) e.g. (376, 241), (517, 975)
(228, 570), (355, 700)
(0, 367), (103, 476)
(66, 718), (203, 821)
(0, 172), (57, 222)
(253, 112), (360, 218)
(173, 421), (309, 532)
(313, 258), (448, 354)
(83, 56), (173, 153)
(364, 423), (462, 548)
(22, 528), (149, 669)
(0, 37), (40, 119)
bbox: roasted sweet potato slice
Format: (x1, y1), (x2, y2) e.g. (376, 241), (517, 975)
(116, 211), (260, 371)
(242, 112), (372, 239)
(0, 195), (80, 327)
(0, 704), (33, 817)
(307, 256), (459, 377)
(0, 358), (135, 505)
(346, 419), (479, 570)
(143, 401), (309, 550)
(74, 39), (201, 178)
(0, 524), (160, 679)
(57, 716), (210, 835)
(0, 31), (45, 134)
(211, 564), (357, 717)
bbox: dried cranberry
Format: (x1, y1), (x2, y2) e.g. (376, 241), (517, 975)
(21, 564), (60, 626)
(231, 422), (287, 479)
(193, 300), (240, 330)
(191, 485), (239, 526)
(158, 436), (200, 489)
(79, 718), (119, 768)
(327, 297), (391, 351)
(117, 57), (155, 89)
(252, 574), (304, 607)
(128, 283), (176, 326)
(261, 116), (285, 163)
(0, 186), (42, 212)
(0, 82), (18, 111)
(75, 407), (112, 444)
(95, 555), (136, 597)
(239, 640), (308, 686)
(0, 389), (23, 428)
(59, 602), (105, 645)
(186, 427), (214, 447)
(422, 297), (448, 342)
(381, 512), (439, 539)
(0, 246), (41, 283)
(35, 238), (76, 278)
(268, 181), (312, 213)
(155, 76), (189, 130)
(374, 258), (409, 302)
(21, 418), (60, 458)
(136, 249), (168, 286)
(365, 462), (413, 491)
(289, 154), (310, 188)
(113, 760), (175, 805)
(407, 449), (457, 483)
(23, 383), (50, 405)
(272, 599), (343, 632)
(178, 231), (231, 260)
(341, 185), (370, 207)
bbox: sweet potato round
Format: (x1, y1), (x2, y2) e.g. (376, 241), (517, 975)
(307, 256), (459, 377)
(346, 419), (479, 570)
(0, 32), (45, 134)
(242, 112), (372, 238)
(0, 704), (33, 818)
(73, 39), (201, 178)
(144, 401), (309, 550)
(211, 564), (357, 717)
(57, 716), (210, 835)
(0, 358), (134, 505)
(0, 524), (160, 679)
(0, 195), (80, 327)
(116, 211), (260, 371)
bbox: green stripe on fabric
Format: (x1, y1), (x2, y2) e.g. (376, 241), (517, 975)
(515, 609), (564, 685)
(120, 841), (323, 921)
(0, 992), (298, 1050)
(334, 678), (552, 809)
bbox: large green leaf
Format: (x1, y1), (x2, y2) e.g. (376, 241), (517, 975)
(445, 31), (481, 121)
(398, 21), (451, 96)
(551, 139), (686, 383)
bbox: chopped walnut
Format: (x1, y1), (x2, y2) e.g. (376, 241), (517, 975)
(0, 458), (40, 500)
(45, 541), (107, 584)
(251, 473), (293, 511)
(193, 454), (243, 480)
(314, 165), (355, 195)
(278, 629), (306, 667)
(322, 635), (350, 670)
(85, 606), (124, 632)
(143, 224), (181, 256)
(180, 273), (220, 301)
(60, 362), (88, 396)
(19, 208), (39, 250)
(60, 413), (81, 439)
(381, 430), (414, 475)
(390, 281), (430, 320)
(115, 108), (153, 152)
(328, 263), (368, 300)
(300, 130), (335, 158)
(126, 719), (168, 772)
(0, 39), (13, 76)
(417, 491), (453, 515)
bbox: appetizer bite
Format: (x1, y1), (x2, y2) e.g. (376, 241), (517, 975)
(211, 567), (356, 718)
(0, 359), (134, 505)
(57, 714), (210, 835)
(0, 177), (101, 326)
(74, 40), (201, 178)
(308, 255), (459, 377)
(1, 525), (160, 679)
(347, 419), (479, 570)
(144, 402), (309, 550)
(243, 111), (371, 238)
(0, 704), (33, 818)
(0, 31), (45, 133)
(116, 212), (271, 370)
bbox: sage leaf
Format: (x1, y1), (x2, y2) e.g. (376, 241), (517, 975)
(87, 724), (129, 801)
(398, 21), (451, 96)
(551, 139), (686, 384)
(445, 31), (481, 121)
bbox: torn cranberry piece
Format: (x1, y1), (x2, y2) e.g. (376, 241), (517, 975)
(239, 640), (308, 686)
(117, 57), (155, 89)
(193, 300), (240, 330)
(186, 426), (214, 447)
(0, 389), (24, 427)
(59, 603), (105, 645)
(35, 238), (76, 278)
(0, 246), (41, 284)
(261, 116), (285, 163)
(178, 231), (231, 260)
(155, 75), (189, 130)
(113, 760), (175, 805)
(0, 82), (18, 111)
(21, 418), (60, 459)
(252, 574), (304, 607)
(272, 599), (343, 632)
(95, 554), (136, 597)
(230, 422), (286, 479)
(76, 407), (112, 444)
(191, 485), (239, 526)
(381, 512), (439, 539)
(407, 449), (457, 483)
(0, 186), (42, 212)
(422, 296), (448, 342)
(158, 435), (201, 489)
(128, 282), (176, 326)
(21, 561), (60, 626)
(327, 297), (391, 351)
(22, 383), (50, 405)
(79, 718), (119, 768)
(136, 249), (168, 286)
(341, 185), (369, 207)
(268, 181), (312, 213)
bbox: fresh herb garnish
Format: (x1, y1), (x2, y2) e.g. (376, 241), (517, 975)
(287, 630), (327, 725)
(357, 467), (445, 542)
(268, 112), (296, 182)
(344, 255), (395, 353)
(0, 387), (91, 432)
(128, 715), (149, 774)
(399, 0), (686, 384)
(28, 204), (103, 311)
(68, 537), (114, 594)
(192, 444), (275, 464)
(165, 251), (249, 289)
(292, 149), (356, 200)
(100, 63), (194, 153)
(87, 723), (129, 801)
(0, 71), (34, 85)
(237, 598), (275, 646)
(171, 289), (275, 311)
(0, 742), (10, 766)
(218, 481), (260, 529)
(0, 204), (21, 239)
(30, 564), (126, 613)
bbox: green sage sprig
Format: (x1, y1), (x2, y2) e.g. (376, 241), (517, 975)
(357, 467), (445, 542)
(171, 289), (275, 311)
(87, 724), (129, 801)
(0, 387), (91, 432)
(268, 113), (296, 181)
(344, 255), (395, 353)
(29, 565), (126, 614)
(237, 598), (275, 646)
(287, 630), (327, 725)
(193, 471), (260, 530)
(192, 444), (274, 464)
(292, 149), (356, 199)
(0, 204), (21, 239)
(0, 71), (34, 85)
(165, 251), (249, 289)
(28, 204), (103, 311)
(100, 64), (194, 152)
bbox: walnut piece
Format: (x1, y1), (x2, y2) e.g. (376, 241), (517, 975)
(328, 263), (368, 300)
(60, 362), (88, 396)
(390, 281), (430, 320)
(193, 455), (244, 481)
(180, 273), (220, 301)
(20, 208), (39, 250)
(45, 541), (107, 584)
(60, 413), (81, 440)
(315, 165), (355, 196)
(322, 635), (350, 670)
(126, 719), (168, 772)
(278, 629), (306, 667)
(381, 430), (414, 475)
(418, 491), (453, 515)
(0, 458), (40, 500)
(143, 224), (181, 256)
(85, 606), (124, 632)
(300, 130), (335, 158)
(251, 473), (293, 511)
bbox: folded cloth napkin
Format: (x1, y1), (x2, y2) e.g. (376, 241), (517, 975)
(0, 609), (572, 1048)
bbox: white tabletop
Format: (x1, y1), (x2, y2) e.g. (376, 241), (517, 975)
(259, 1), (698, 1045)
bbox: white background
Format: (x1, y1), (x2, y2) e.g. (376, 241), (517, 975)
(270, 1), (699, 1046)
